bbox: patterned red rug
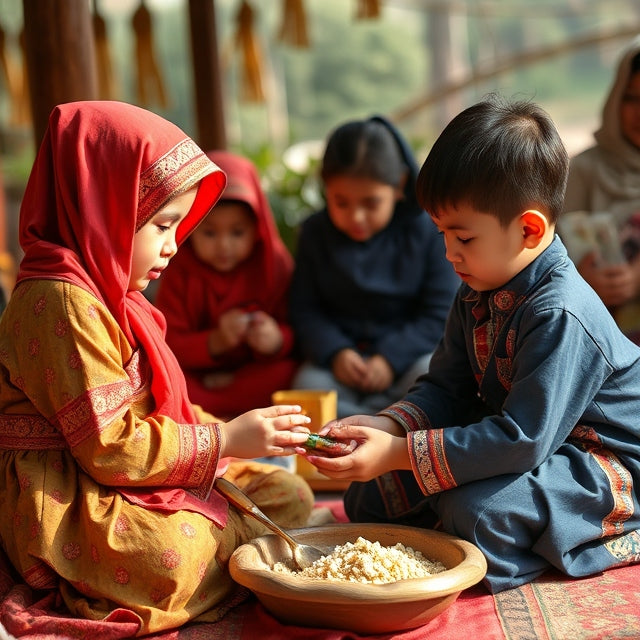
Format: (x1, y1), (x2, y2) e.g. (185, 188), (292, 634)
(2, 501), (640, 639)
(494, 564), (640, 640)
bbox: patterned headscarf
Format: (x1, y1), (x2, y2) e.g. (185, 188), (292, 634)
(16, 100), (227, 424)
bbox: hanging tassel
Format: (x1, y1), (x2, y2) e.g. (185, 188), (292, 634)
(234, 1), (265, 103)
(0, 24), (29, 127)
(15, 28), (30, 127)
(0, 249), (16, 307)
(278, 0), (309, 48)
(131, 0), (168, 108)
(93, 1), (117, 100)
(355, 0), (382, 20)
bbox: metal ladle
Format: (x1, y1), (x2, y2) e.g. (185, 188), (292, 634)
(215, 477), (326, 570)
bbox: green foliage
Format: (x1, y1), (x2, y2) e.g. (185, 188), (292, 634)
(242, 144), (322, 254)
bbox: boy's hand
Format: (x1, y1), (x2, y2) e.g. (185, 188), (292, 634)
(219, 405), (311, 459)
(303, 420), (411, 482)
(321, 414), (406, 437)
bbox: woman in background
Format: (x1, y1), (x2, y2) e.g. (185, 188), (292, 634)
(562, 36), (640, 343)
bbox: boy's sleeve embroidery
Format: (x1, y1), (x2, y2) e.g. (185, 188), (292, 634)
(379, 400), (431, 432)
(408, 428), (457, 495)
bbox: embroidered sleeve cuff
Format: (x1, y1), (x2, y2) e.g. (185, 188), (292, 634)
(378, 400), (431, 432)
(408, 429), (457, 496)
(167, 422), (219, 494)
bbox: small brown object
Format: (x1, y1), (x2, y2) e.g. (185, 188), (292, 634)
(234, 1), (265, 102)
(301, 433), (356, 457)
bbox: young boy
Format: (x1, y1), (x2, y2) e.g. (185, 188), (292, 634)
(304, 96), (640, 593)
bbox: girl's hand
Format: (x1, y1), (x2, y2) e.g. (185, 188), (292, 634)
(218, 309), (252, 348)
(246, 311), (283, 354)
(303, 421), (411, 482)
(219, 405), (311, 459)
(208, 309), (251, 355)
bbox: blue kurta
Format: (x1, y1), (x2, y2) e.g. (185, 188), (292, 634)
(345, 236), (640, 592)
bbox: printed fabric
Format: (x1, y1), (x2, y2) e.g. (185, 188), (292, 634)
(0, 101), (313, 634)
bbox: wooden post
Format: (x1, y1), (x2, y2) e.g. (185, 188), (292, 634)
(187, 0), (227, 151)
(22, 0), (98, 148)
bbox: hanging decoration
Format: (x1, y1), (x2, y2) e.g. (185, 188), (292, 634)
(0, 24), (29, 127)
(278, 0), (310, 48)
(17, 29), (30, 126)
(131, 0), (168, 108)
(93, 1), (117, 100)
(355, 0), (382, 20)
(234, 0), (265, 103)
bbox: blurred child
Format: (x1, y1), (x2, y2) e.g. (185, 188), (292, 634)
(562, 36), (640, 343)
(289, 116), (459, 418)
(155, 150), (298, 421)
(0, 102), (313, 635)
(306, 97), (640, 594)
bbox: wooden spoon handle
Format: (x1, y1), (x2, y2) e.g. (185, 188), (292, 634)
(215, 477), (299, 550)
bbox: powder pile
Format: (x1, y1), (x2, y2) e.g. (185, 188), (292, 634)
(273, 536), (446, 584)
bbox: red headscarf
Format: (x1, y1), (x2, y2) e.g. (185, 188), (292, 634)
(160, 149), (293, 320)
(17, 100), (227, 424)
(205, 149), (293, 290)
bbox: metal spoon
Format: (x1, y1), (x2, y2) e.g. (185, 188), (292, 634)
(215, 477), (326, 570)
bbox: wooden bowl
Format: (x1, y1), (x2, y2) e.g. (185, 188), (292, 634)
(229, 522), (487, 634)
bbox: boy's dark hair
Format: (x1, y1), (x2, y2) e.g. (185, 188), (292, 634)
(417, 95), (568, 226)
(631, 52), (640, 74)
(321, 119), (407, 188)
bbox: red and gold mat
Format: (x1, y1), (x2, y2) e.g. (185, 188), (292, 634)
(2, 504), (640, 639)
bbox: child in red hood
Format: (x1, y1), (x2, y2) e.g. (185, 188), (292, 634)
(155, 150), (298, 421)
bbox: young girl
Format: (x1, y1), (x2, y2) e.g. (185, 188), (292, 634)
(0, 101), (314, 635)
(289, 116), (459, 418)
(155, 150), (298, 421)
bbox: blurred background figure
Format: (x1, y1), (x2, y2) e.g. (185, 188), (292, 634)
(155, 150), (299, 426)
(289, 116), (458, 418)
(561, 35), (640, 344)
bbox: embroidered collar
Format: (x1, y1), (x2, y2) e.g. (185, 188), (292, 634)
(462, 235), (568, 317)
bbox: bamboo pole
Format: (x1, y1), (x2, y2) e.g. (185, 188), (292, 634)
(22, 0), (98, 148)
(188, 0), (227, 150)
